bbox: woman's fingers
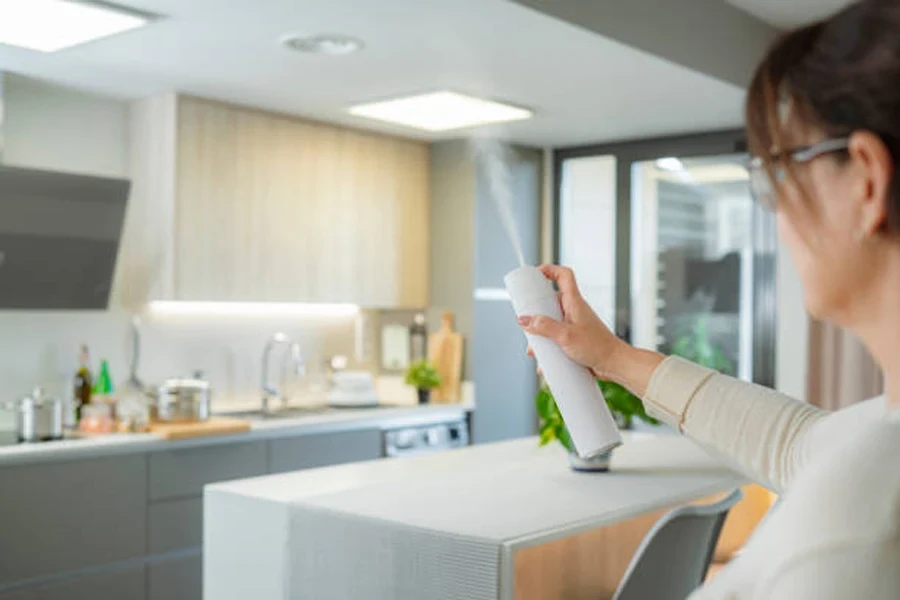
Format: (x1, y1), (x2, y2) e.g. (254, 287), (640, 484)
(538, 265), (581, 298)
(524, 344), (542, 375)
(518, 315), (566, 342)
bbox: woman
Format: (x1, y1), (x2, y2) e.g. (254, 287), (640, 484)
(519, 1), (900, 598)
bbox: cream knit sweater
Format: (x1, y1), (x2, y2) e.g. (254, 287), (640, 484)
(642, 357), (900, 600)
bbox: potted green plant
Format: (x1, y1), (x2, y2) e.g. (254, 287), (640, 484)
(672, 316), (734, 374)
(405, 360), (442, 404)
(536, 380), (658, 471)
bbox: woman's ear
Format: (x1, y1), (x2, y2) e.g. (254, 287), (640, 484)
(848, 130), (894, 235)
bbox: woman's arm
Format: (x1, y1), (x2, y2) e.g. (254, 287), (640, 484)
(643, 356), (886, 492)
(641, 356), (826, 492)
(520, 265), (838, 494)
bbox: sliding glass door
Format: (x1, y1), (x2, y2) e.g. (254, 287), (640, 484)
(631, 154), (771, 381)
(555, 132), (776, 385)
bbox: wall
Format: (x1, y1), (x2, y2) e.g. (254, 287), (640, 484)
(427, 140), (476, 378)
(428, 140), (542, 443)
(775, 242), (809, 399)
(0, 310), (359, 409)
(558, 154), (617, 325)
(0, 77), (367, 430)
(3, 73), (129, 178)
(472, 144), (542, 443)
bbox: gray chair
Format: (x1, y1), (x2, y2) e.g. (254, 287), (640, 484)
(612, 488), (744, 600)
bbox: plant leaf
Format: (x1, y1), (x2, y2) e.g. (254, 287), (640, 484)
(557, 424), (575, 453)
(535, 386), (553, 420)
(404, 360), (441, 388)
(539, 424), (555, 446)
(596, 378), (659, 427)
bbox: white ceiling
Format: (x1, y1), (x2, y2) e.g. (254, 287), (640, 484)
(0, 0), (750, 147)
(726, 0), (852, 28)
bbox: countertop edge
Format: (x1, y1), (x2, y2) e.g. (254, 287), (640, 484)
(0, 403), (474, 467)
(502, 473), (745, 550)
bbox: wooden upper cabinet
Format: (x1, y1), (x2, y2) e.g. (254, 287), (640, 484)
(122, 95), (429, 308)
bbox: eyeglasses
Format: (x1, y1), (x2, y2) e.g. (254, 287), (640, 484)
(748, 137), (850, 211)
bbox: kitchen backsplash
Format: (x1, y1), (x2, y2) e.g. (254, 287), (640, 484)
(0, 309), (380, 429)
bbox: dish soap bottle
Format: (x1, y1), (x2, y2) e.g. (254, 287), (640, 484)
(73, 345), (93, 424)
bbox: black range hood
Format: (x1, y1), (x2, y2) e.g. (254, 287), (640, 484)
(0, 165), (130, 309)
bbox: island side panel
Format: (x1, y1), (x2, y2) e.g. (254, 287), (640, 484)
(203, 488), (290, 600)
(511, 507), (668, 600)
(510, 489), (762, 600)
(289, 506), (500, 600)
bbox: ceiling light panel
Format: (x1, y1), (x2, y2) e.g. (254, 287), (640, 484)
(349, 91), (532, 132)
(0, 0), (149, 53)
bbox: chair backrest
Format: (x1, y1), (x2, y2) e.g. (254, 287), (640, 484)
(612, 488), (744, 600)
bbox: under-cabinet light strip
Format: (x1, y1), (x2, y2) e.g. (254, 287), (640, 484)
(147, 301), (359, 317)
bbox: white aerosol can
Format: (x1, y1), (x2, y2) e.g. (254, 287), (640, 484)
(505, 266), (623, 458)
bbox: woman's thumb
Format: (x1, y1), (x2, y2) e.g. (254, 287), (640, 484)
(518, 315), (566, 341)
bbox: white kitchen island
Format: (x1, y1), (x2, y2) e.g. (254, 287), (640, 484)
(204, 433), (743, 600)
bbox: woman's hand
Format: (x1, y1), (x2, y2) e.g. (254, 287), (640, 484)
(518, 265), (663, 397)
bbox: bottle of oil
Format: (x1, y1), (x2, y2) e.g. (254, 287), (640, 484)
(73, 345), (93, 423)
(409, 313), (428, 362)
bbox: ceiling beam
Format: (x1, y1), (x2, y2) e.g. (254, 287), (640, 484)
(510, 0), (779, 88)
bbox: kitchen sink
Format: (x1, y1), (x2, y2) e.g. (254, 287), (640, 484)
(221, 406), (334, 420)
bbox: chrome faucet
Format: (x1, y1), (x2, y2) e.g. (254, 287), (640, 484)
(260, 333), (304, 414)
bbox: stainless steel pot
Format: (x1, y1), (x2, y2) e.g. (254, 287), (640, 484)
(153, 376), (211, 422)
(13, 387), (63, 442)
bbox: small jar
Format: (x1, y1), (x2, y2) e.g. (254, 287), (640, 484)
(79, 403), (115, 434)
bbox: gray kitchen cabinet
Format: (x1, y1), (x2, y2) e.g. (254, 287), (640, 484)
(148, 555), (200, 600)
(0, 412), (467, 599)
(0, 566), (145, 600)
(148, 497), (203, 554)
(268, 428), (382, 474)
(149, 441), (266, 501)
(0, 455), (147, 586)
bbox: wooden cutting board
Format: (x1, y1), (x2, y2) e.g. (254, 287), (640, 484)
(150, 417), (251, 440)
(428, 311), (463, 403)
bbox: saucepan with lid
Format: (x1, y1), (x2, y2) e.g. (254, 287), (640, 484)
(2, 387), (64, 442)
(151, 373), (212, 422)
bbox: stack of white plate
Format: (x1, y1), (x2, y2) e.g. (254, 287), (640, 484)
(326, 371), (380, 408)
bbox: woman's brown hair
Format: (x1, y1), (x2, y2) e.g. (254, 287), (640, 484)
(746, 0), (900, 227)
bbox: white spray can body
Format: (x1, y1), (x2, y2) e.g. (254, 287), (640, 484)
(505, 266), (622, 458)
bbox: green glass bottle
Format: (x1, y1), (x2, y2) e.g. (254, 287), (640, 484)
(93, 359), (114, 403)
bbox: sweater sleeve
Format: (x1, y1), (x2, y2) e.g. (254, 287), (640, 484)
(761, 541), (900, 600)
(642, 356), (828, 493)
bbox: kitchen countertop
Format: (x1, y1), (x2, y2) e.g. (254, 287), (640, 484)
(0, 402), (474, 466)
(204, 433), (744, 600)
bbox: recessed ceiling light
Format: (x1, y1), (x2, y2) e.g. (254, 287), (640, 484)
(0, 0), (150, 53)
(282, 34), (364, 56)
(655, 157), (685, 172)
(348, 91), (533, 132)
